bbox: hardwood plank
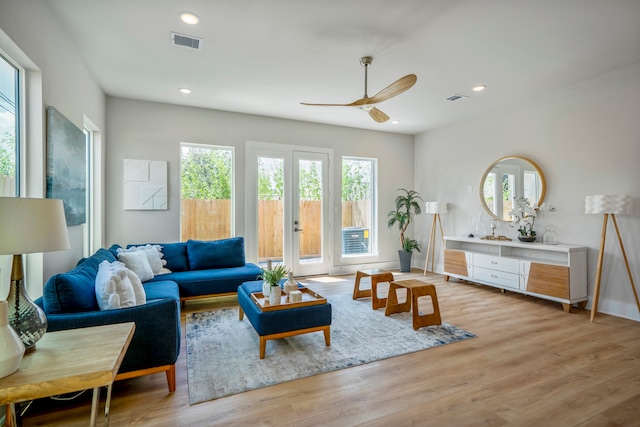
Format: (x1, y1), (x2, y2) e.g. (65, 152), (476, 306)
(19, 270), (640, 426)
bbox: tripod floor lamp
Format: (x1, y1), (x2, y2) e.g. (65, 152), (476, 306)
(424, 201), (447, 274)
(585, 194), (640, 322)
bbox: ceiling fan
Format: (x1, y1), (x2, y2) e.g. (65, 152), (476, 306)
(301, 56), (417, 123)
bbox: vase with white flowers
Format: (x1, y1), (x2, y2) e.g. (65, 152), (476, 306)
(509, 197), (555, 242)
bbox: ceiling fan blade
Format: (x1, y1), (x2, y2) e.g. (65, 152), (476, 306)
(368, 74), (417, 104)
(300, 102), (354, 107)
(369, 107), (389, 123)
(301, 97), (369, 107)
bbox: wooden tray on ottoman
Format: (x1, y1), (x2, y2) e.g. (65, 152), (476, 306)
(251, 287), (327, 312)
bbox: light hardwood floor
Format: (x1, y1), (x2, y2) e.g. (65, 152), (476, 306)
(21, 270), (640, 426)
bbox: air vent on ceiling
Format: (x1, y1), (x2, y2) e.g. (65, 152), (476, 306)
(170, 32), (203, 50)
(445, 94), (468, 102)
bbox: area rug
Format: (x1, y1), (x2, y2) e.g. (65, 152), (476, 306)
(186, 293), (475, 405)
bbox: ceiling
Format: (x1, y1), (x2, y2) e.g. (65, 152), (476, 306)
(45, 0), (640, 135)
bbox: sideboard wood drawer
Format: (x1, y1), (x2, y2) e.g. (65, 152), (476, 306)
(444, 249), (470, 277)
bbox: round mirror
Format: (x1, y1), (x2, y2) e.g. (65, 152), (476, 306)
(479, 156), (546, 221)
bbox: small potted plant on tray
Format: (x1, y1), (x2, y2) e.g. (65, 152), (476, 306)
(259, 263), (290, 305)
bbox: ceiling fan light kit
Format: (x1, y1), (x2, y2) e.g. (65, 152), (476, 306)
(301, 56), (416, 123)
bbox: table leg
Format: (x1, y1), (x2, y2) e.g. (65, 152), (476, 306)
(6, 403), (16, 427)
(352, 271), (371, 299)
(104, 383), (113, 426)
(90, 386), (100, 427)
(385, 283), (412, 316)
(371, 272), (394, 310)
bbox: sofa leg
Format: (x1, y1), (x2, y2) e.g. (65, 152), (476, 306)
(166, 364), (176, 393)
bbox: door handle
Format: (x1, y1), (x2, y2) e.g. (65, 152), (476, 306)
(295, 228), (303, 232)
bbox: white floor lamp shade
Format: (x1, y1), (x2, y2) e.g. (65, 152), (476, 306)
(585, 195), (639, 322)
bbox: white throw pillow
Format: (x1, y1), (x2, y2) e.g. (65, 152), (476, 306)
(109, 261), (147, 306)
(117, 250), (154, 282)
(95, 260), (137, 310)
(119, 245), (171, 275)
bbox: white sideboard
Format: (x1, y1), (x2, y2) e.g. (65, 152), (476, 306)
(443, 236), (588, 312)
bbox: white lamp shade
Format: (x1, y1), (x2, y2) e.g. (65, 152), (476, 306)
(425, 201), (448, 214)
(585, 195), (632, 215)
(0, 197), (70, 255)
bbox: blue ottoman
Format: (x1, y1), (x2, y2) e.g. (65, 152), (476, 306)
(238, 280), (332, 359)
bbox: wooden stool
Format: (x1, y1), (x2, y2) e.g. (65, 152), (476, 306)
(385, 279), (441, 329)
(352, 269), (394, 309)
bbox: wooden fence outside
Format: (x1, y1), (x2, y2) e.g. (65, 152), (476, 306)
(181, 199), (371, 259)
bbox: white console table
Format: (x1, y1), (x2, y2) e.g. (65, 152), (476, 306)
(443, 236), (588, 312)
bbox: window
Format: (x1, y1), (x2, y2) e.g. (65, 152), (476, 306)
(0, 52), (20, 294)
(342, 157), (376, 256)
(180, 143), (234, 240)
(0, 53), (18, 197)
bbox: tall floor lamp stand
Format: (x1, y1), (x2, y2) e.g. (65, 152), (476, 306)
(590, 213), (640, 322)
(424, 213), (445, 275)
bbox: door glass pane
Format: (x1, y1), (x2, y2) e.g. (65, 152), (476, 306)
(298, 159), (322, 264)
(257, 156), (284, 265)
(180, 144), (233, 240)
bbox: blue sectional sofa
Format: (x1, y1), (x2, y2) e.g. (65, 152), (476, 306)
(120, 237), (262, 303)
(36, 236), (262, 392)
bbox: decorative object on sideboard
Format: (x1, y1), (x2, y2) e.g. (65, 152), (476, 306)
(585, 195), (639, 322)
(542, 225), (558, 245)
(0, 197), (70, 352)
(423, 201), (447, 274)
(388, 189), (423, 272)
(0, 300), (25, 379)
(480, 156), (546, 222)
(509, 197), (555, 242)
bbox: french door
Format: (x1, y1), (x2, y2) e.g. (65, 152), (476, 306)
(246, 142), (331, 276)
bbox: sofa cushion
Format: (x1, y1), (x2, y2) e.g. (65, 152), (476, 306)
(106, 261), (147, 306)
(43, 248), (116, 314)
(119, 245), (170, 275)
(130, 242), (189, 272)
(146, 263), (262, 296)
(95, 260), (137, 310)
(187, 237), (246, 270)
(117, 250), (154, 282)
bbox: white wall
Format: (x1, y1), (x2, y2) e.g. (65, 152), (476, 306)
(0, 1), (106, 296)
(105, 97), (414, 272)
(415, 63), (640, 321)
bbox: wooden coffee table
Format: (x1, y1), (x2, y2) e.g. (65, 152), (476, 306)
(0, 322), (135, 427)
(385, 279), (442, 329)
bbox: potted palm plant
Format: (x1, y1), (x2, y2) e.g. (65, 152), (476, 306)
(387, 189), (423, 272)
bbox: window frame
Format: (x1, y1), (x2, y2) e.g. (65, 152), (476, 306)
(179, 142), (235, 240)
(340, 156), (378, 259)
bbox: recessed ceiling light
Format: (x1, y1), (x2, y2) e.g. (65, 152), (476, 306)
(391, 120), (400, 124)
(180, 12), (200, 25)
(472, 85), (486, 92)
(179, 88), (192, 94)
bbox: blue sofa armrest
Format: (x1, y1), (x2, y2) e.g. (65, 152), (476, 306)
(36, 297), (180, 375)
